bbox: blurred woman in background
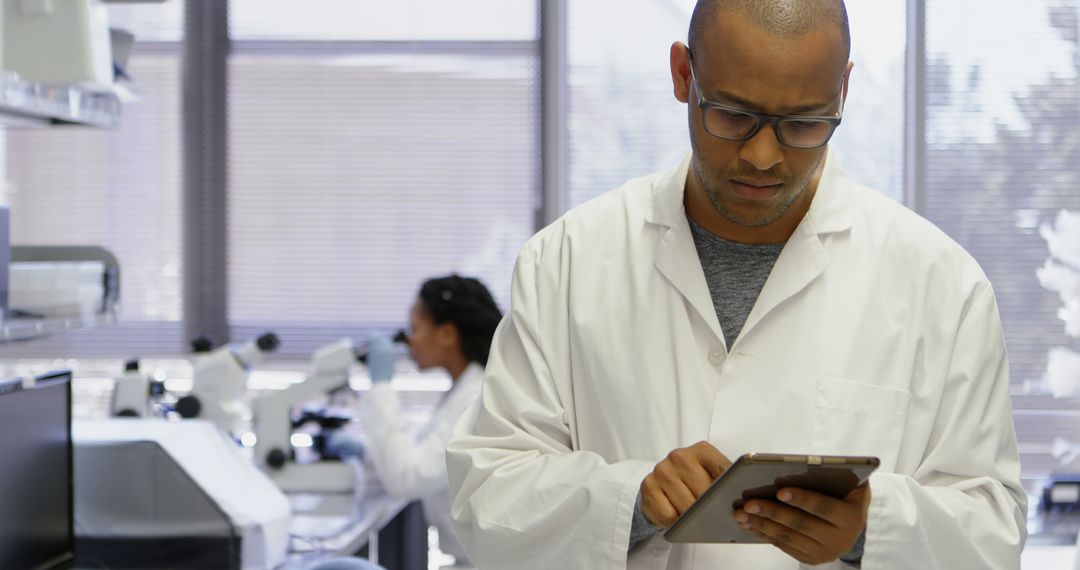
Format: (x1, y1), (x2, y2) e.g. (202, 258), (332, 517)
(358, 275), (502, 568)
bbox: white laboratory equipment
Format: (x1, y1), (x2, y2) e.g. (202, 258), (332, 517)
(109, 358), (162, 418)
(176, 333), (280, 435)
(253, 332), (407, 494)
(2, 0), (114, 88)
(75, 419), (292, 569)
(8, 246), (120, 319)
(253, 338), (361, 494)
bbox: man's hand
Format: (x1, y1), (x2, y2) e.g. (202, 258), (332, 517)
(735, 483), (871, 565)
(640, 441), (732, 528)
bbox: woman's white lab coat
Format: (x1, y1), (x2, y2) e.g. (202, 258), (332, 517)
(446, 154), (1026, 569)
(361, 363), (482, 564)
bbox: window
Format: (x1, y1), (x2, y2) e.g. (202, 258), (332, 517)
(226, 3), (539, 355)
(925, 0), (1080, 481)
(107, 2), (184, 43)
(829, 0), (906, 201)
(229, 0), (536, 41)
(566, 0), (692, 209)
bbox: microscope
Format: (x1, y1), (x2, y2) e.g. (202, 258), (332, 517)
(176, 333), (280, 435)
(110, 358), (165, 418)
(253, 332), (406, 494)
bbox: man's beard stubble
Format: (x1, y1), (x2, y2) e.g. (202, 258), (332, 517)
(691, 155), (813, 228)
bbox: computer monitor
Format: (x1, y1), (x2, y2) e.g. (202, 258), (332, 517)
(0, 370), (74, 570)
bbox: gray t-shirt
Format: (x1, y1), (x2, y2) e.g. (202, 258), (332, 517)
(687, 216), (785, 349)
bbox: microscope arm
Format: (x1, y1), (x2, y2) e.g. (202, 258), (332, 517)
(252, 371), (352, 469)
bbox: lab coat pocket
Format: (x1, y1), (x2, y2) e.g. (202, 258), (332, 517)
(812, 379), (910, 472)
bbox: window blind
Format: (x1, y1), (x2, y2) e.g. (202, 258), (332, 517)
(925, 0), (1080, 481)
(226, 4), (539, 356)
(107, 2), (184, 42)
(229, 0), (536, 42)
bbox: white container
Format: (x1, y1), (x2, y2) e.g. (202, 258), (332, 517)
(9, 261), (106, 318)
(2, 0), (114, 89)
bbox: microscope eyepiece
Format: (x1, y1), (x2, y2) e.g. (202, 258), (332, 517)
(191, 337), (214, 353)
(256, 333), (281, 353)
(175, 395), (202, 419)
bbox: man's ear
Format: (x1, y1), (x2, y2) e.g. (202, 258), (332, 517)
(842, 60), (854, 102)
(670, 41), (693, 104)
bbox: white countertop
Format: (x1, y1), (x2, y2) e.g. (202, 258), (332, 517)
(1024, 545), (1074, 569)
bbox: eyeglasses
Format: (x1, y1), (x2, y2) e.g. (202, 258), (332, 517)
(688, 61), (844, 150)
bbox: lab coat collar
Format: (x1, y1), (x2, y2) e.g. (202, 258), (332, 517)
(453, 362), (484, 393)
(646, 154), (724, 344)
(440, 362), (484, 407)
(458, 362), (484, 387)
(644, 148), (854, 236)
(645, 149), (853, 351)
(805, 150), (854, 235)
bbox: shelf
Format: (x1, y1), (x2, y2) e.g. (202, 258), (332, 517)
(1, 311), (118, 343)
(0, 73), (121, 128)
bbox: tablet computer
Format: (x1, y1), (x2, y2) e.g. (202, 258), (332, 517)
(664, 453), (879, 544)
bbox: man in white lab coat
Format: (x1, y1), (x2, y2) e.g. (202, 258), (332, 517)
(446, 0), (1027, 568)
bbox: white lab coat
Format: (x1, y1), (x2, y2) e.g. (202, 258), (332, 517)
(446, 153), (1026, 569)
(361, 363), (483, 564)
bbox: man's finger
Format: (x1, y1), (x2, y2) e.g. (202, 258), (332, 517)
(746, 528), (820, 566)
(641, 484), (680, 528)
(741, 498), (849, 551)
(738, 511), (832, 562)
(653, 468), (700, 516)
(689, 441), (732, 479)
(775, 487), (858, 528)
(660, 449), (721, 498)
(843, 483), (872, 506)
(771, 539), (822, 566)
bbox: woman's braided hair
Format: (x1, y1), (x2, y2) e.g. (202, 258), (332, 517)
(417, 275), (503, 366)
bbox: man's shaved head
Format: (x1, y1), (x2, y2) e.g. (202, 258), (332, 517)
(688, 0), (851, 61)
(674, 0), (854, 238)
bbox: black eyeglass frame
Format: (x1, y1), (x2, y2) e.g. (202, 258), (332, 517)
(687, 53), (845, 150)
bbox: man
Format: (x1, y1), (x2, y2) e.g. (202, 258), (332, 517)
(446, 0), (1027, 568)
